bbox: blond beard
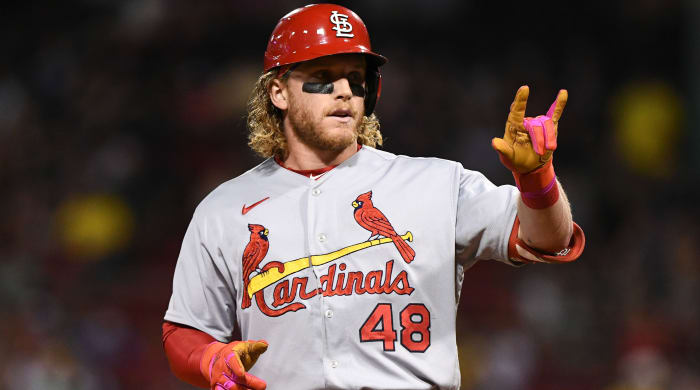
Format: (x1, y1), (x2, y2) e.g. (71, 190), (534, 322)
(287, 96), (360, 153)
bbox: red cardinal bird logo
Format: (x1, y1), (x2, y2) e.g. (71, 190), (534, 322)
(241, 224), (286, 310)
(352, 191), (415, 263)
(241, 224), (269, 309)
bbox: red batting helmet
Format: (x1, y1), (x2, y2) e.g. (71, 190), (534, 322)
(263, 4), (387, 115)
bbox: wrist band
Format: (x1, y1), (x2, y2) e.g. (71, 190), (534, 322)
(512, 160), (559, 209)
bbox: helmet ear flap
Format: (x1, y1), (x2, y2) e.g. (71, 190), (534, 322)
(364, 66), (381, 116)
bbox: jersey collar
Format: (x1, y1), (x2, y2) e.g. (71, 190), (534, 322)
(274, 144), (362, 179)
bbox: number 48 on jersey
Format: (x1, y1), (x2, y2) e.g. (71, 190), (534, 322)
(359, 303), (431, 352)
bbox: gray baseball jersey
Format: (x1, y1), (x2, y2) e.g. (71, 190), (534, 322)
(165, 146), (520, 389)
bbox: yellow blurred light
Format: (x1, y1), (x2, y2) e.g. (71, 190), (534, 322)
(611, 81), (683, 177)
(56, 194), (134, 261)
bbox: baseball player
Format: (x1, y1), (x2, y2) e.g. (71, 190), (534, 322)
(162, 4), (585, 390)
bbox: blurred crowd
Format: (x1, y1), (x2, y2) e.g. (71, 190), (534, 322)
(1, 1), (698, 389)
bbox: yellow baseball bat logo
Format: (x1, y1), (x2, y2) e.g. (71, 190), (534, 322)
(247, 232), (413, 298)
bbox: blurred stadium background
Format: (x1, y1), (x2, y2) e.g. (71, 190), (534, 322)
(1, 0), (699, 389)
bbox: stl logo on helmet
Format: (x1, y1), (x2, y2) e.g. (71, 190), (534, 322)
(330, 10), (354, 38)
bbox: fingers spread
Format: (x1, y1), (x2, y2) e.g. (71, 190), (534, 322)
(491, 137), (514, 160)
(508, 85), (529, 124)
(547, 89), (568, 122)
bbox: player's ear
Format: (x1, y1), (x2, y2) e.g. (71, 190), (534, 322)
(269, 78), (289, 111)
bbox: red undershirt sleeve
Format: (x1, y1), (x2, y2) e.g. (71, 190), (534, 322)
(162, 321), (215, 388)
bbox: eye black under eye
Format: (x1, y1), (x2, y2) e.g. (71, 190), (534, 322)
(302, 81), (365, 97)
(302, 70), (366, 97)
(349, 83), (365, 98)
(303, 82), (334, 94)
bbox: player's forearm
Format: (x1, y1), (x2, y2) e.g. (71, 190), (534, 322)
(162, 321), (213, 388)
(516, 180), (573, 253)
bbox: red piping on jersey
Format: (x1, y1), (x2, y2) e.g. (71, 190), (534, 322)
(274, 144), (362, 179)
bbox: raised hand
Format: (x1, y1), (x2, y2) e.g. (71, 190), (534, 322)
(492, 86), (567, 174)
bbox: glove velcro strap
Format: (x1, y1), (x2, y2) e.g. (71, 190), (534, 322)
(513, 159), (559, 209)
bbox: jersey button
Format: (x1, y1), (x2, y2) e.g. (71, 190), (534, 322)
(318, 233), (327, 242)
(330, 360), (339, 368)
(311, 188), (321, 196)
(325, 309), (333, 318)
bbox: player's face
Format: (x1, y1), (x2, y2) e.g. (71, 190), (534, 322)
(284, 54), (367, 152)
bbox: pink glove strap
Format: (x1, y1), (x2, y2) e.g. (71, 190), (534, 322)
(523, 115), (556, 155)
(523, 98), (559, 155)
(513, 160), (559, 209)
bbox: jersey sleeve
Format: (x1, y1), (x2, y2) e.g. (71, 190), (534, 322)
(164, 211), (237, 342)
(506, 215), (586, 264)
(455, 164), (521, 268)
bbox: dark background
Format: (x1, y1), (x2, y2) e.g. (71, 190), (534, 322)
(1, 1), (698, 389)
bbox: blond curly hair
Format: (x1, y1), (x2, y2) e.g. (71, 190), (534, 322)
(246, 70), (383, 159)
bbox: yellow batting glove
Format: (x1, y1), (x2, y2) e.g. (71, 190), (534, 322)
(492, 86), (567, 174)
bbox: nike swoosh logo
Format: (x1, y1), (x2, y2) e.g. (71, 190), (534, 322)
(242, 197), (270, 215)
(309, 172), (327, 180)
